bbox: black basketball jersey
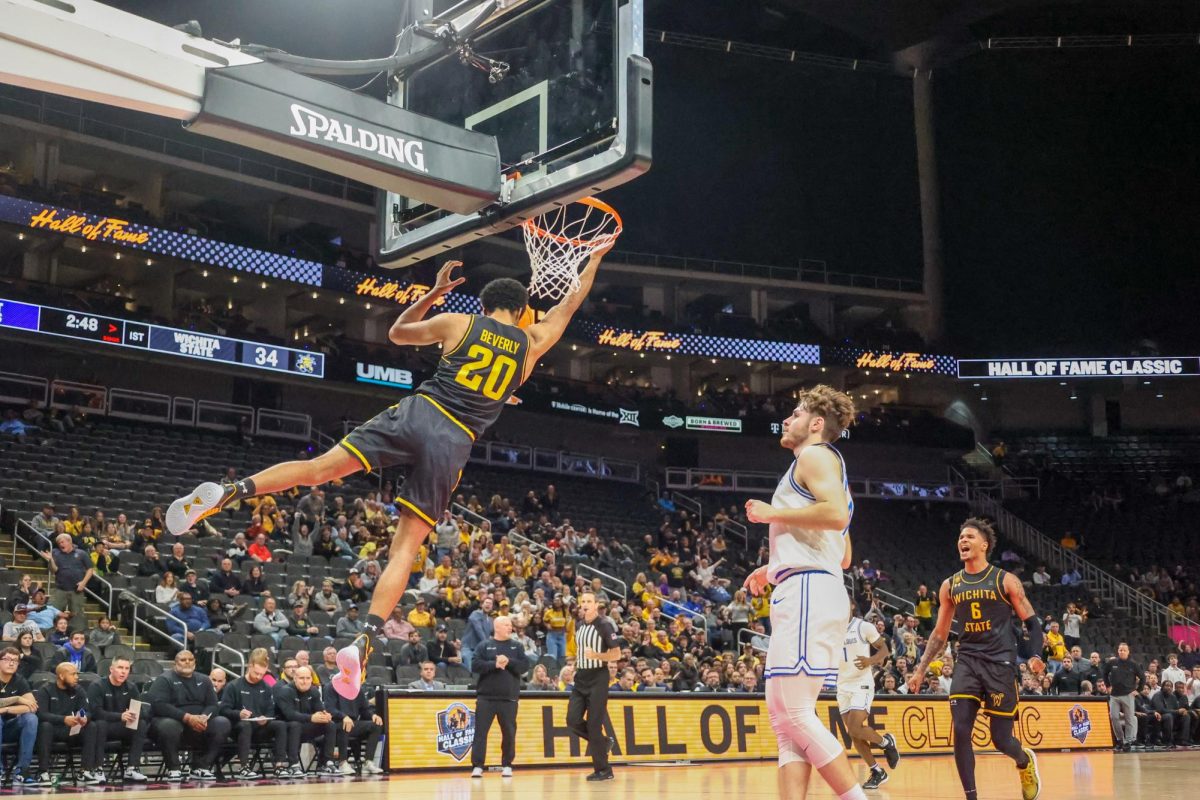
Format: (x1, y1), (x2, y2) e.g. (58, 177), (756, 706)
(949, 564), (1018, 663)
(416, 315), (530, 437)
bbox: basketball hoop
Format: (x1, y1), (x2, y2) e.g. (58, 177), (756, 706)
(522, 196), (622, 300)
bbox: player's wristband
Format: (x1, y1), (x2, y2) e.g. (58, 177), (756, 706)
(1018, 615), (1043, 659)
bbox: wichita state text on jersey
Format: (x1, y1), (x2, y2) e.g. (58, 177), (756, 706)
(949, 564), (1018, 662)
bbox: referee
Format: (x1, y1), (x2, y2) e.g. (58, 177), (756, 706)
(568, 591), (621, 781)
(470, 615), (529, 777)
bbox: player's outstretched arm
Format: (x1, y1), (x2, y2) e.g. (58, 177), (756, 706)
(744, 446), (850, 531)
(523, 244), (612, 371)
(388, 260), (468, 346)
(908, 580), (953, 693)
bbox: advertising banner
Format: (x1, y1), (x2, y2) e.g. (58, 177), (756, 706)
(384, 692), (1112, 771)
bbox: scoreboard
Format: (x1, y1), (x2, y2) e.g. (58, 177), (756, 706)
(0, 297), (324, 379)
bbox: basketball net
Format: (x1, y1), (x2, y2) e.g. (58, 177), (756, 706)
(522, 197), (622, 300)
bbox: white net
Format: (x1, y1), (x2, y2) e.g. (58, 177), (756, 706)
(522, 197), (622, 300)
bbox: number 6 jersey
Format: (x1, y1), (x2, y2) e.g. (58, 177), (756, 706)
(418, 315), (530, 437)
(949, 564), (1019, 663)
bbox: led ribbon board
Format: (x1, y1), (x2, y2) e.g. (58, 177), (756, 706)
(957, 357), (1200, 380)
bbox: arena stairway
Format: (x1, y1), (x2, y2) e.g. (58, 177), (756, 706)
(0, 525), (177, 673)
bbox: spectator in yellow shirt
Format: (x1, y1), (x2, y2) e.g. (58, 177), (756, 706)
(1044, 621), (1067, 672)
(543, 596), (569, 663)
(650, 630), (674, 657)
(751, 589), (771, 627)
(407, 599), (434, 629)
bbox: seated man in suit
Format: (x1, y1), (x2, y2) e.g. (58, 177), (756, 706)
(407, 661), (446, 691)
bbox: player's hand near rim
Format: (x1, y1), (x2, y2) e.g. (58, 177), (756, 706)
(387, 260), (467, 346)
(431, 260), (466, 295)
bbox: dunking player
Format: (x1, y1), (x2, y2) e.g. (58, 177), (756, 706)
(743, 385), (869, 800)
(907, 518), (1043, 800)
(838, 602), (899, 789)
(167, 249), (610, 696)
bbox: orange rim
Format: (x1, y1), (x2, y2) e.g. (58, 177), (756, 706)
(523, 196), (623, 248)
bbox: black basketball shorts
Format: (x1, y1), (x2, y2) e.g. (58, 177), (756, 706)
(339, 394), (474, 525)
(949, 656), (1019, 717)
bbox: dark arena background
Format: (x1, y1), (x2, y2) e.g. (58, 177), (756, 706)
(1, 1), (1199, 799)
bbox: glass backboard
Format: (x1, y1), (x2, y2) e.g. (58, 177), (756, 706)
(378, 0), (651, 268)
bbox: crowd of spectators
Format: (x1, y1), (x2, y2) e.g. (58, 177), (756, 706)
(8, 458), (1200, 783)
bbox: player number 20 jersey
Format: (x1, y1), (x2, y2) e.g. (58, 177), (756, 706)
(417, 315), (530, 437)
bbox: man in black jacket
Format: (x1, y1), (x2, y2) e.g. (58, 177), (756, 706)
(1134, 685), (1162, 746)
(274, 666), (336, 775)
(1151, 680), (1192, 747)
(469, 615), (529, 777)
(218, 649), (291, 779)
(86, 657), (150, 782)
(208, 559), (243, 600)
(50, 631), (98, 674)
(0, 646), (41, 787)
(146, 650), (230, 781)
(1051, 655), (1083, 695)
(34, 663), (104, 785)
(428, 625), (461, 666)
(322, 674), (384, 775)
(1103, 643), (1142, 752)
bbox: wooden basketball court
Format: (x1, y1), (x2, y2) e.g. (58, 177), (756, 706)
(34, 752), (1194, 800)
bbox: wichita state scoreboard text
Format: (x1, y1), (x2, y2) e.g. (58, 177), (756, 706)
(0, 296), (323, 379)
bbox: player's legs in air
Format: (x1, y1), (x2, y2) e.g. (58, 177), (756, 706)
(166, 445), (361, 535)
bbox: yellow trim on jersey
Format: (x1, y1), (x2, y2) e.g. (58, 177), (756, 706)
(395, 496), (436, 527)
(339, 439), (373, 473)
(517, 326), (531, 386)
(416, 394), (476, 441)
(996, 567), (1015, 608)
(949, 693), (983, 704)
(442, 315), (475, 360)
(983, 704), (1019, 717)
(957, 564), (996, 585)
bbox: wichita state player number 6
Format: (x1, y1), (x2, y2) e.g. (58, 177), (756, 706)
(454, 344), (519, 399)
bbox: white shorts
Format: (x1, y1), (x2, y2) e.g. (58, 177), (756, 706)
(837, 685), (874, 715)
(765, 570), (847, 681)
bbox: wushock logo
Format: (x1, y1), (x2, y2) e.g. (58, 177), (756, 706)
(435, 702), (475, 761)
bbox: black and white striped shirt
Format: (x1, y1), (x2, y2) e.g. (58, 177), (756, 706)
(574, 616), (618, 671)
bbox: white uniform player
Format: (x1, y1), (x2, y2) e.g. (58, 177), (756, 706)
(837, 617), (881, 715)
(744, 387), (865, 800)
(762, 443), (853, 685)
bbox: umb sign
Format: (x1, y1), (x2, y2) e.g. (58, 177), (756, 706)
(958, 357), (1200, 380)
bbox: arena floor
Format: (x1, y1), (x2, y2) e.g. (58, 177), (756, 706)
(31, 752), (1194, 800)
